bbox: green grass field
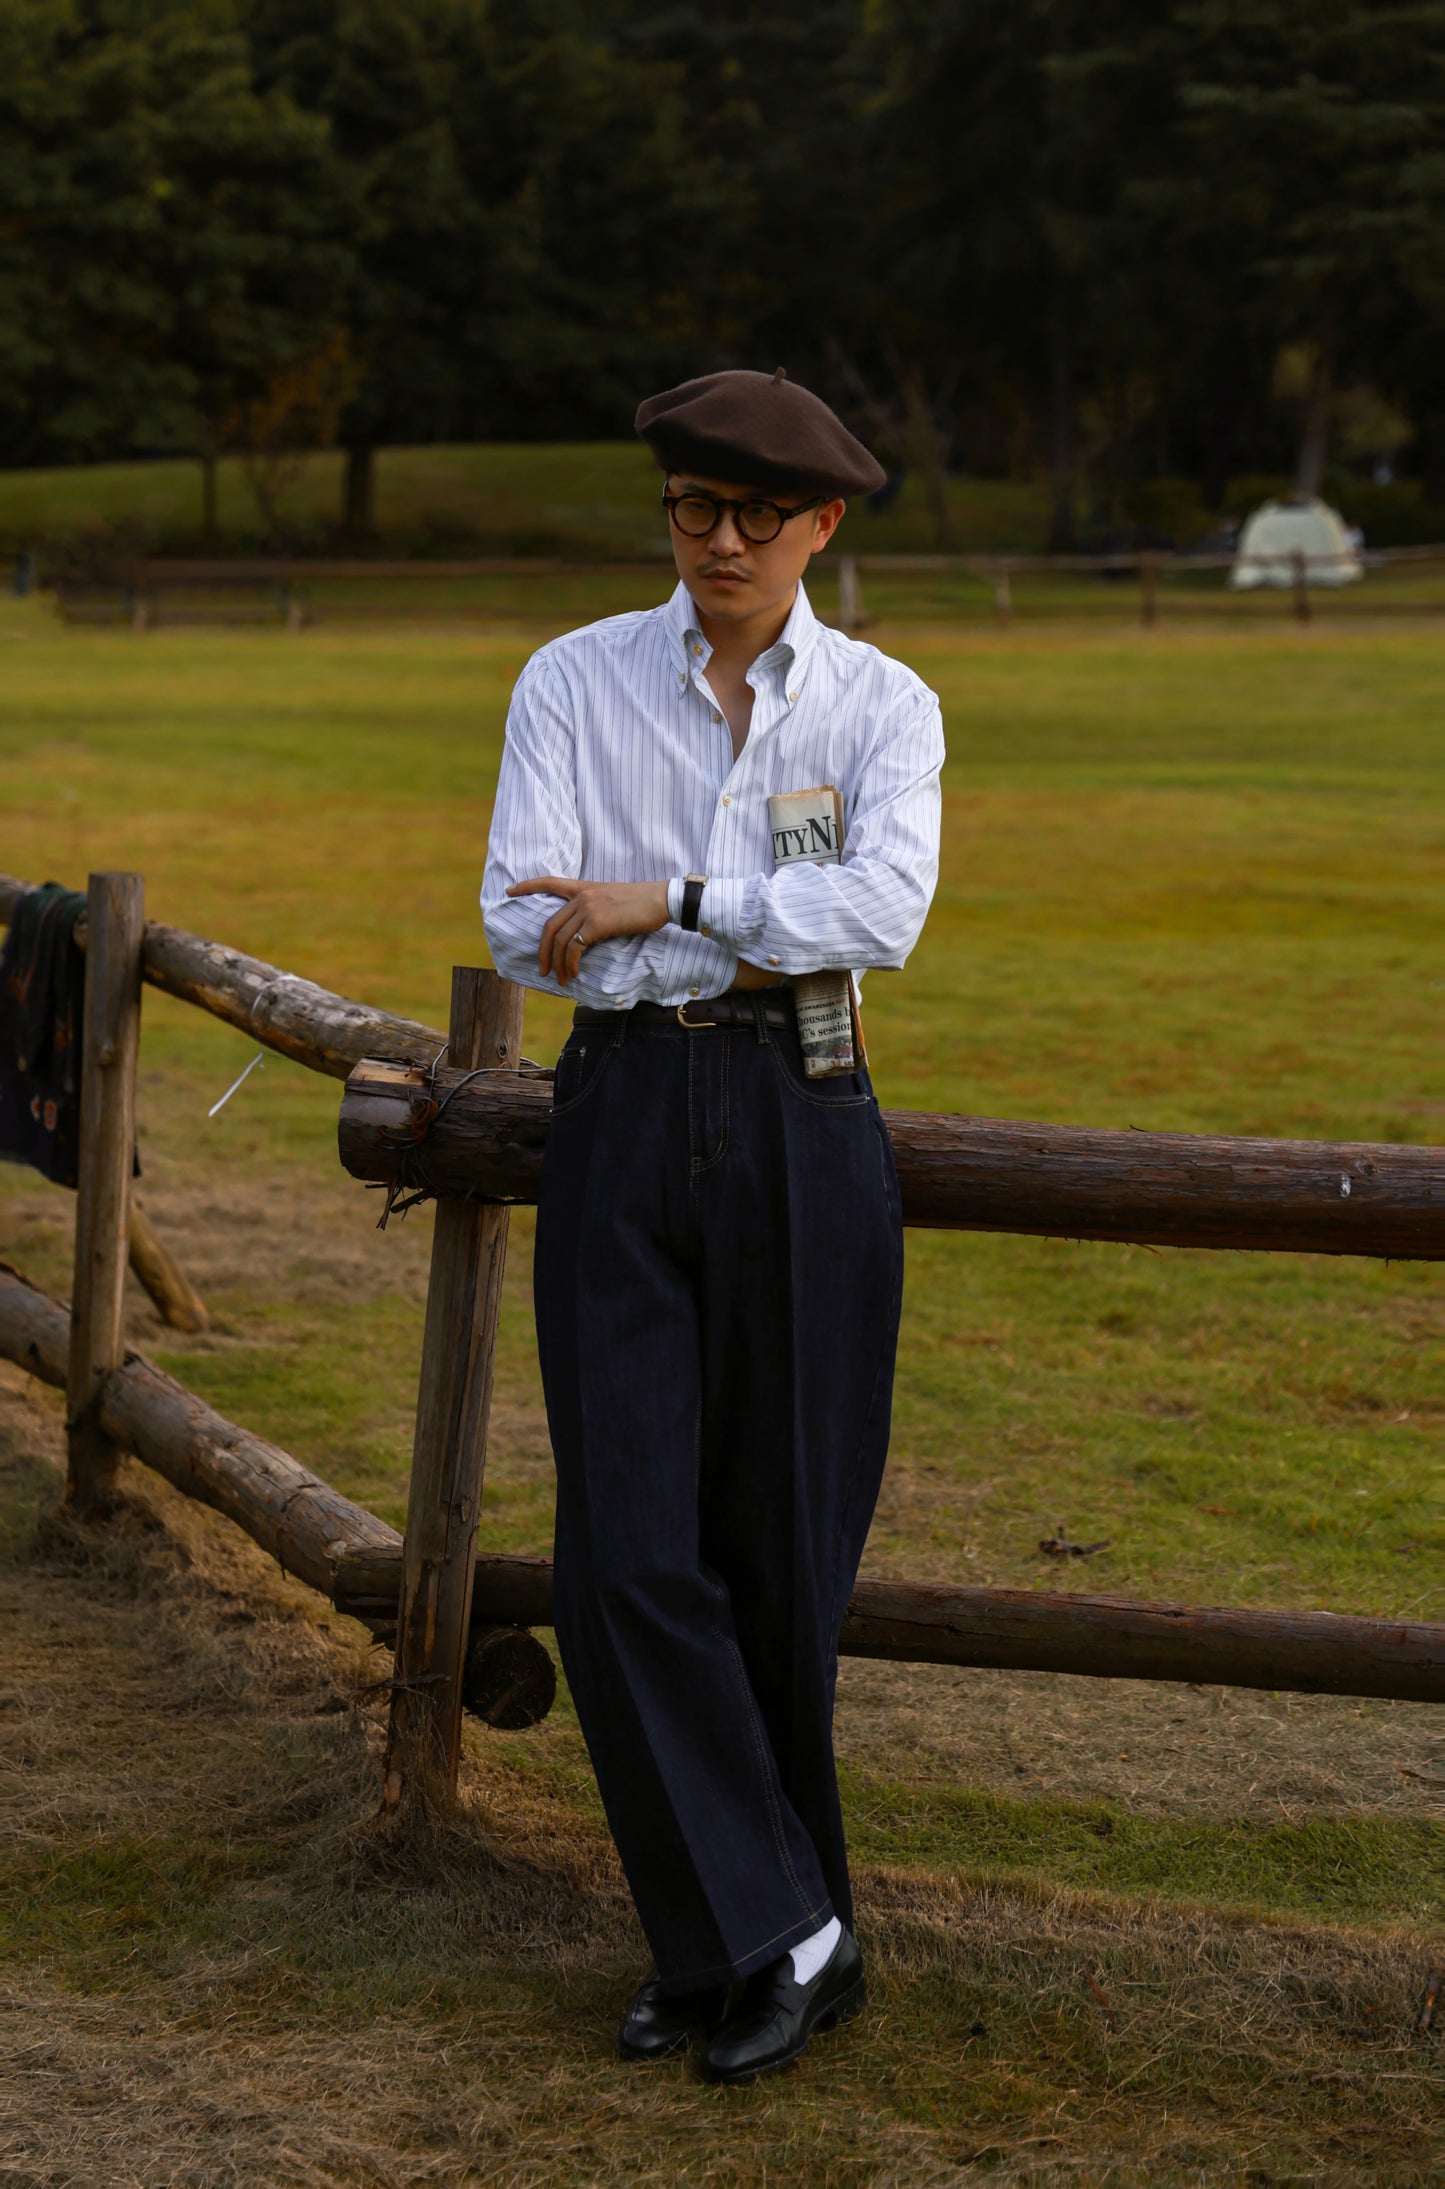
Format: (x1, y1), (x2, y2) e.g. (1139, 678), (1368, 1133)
(0, 592), (1441, 2182)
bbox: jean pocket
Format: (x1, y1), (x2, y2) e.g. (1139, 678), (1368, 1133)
(549, 1033), (615, 1117)
(767, 1042), (873, 1108)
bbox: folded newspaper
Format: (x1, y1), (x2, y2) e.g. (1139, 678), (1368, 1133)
(768, 785), (859, 1078)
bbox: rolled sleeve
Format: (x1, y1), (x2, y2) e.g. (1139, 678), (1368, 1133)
(482, 656), (736, 1006)
(699, 697), (944, 972)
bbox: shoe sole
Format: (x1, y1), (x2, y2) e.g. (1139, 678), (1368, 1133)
(703, 1977), (867, 2086)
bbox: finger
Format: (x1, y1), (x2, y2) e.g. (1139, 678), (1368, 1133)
(549, 910), (586, 985)
(537, 903), (575, 978)
(561, 912), (594, 985)
(507, 876), (580, 900)
(538, 915), (573, 976)
(563, 926), (590, 987)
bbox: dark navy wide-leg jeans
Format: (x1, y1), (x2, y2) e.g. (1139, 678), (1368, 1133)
(533, 1006), (904, 1991)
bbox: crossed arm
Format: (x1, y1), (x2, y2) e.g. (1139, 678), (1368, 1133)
(505, 877), (780, 989)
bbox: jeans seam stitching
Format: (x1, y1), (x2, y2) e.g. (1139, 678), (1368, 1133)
(549, 1042), (616, 1118)
(713, 1618), (815, 1918)
(692, 1035), (730, 1176)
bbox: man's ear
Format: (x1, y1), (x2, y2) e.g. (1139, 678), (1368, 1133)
(810, 498), (847, 554)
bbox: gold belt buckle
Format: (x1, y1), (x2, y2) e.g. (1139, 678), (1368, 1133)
(676, 1000), (719, 1029)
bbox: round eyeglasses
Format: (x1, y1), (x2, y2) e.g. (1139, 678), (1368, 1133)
(662, 489), (825, 545)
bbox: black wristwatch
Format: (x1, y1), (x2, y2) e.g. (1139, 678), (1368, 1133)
(679, 874), (708, 932)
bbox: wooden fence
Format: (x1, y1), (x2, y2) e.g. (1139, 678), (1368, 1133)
(45, 541), (1445, 633)
(1, 871), (1441, 1823)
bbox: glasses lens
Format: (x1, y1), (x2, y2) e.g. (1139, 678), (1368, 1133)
(670, 494), (721, 537)
(737, 501), (784, 543)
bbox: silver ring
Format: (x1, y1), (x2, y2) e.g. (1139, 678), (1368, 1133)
(572, 930), (587, 949)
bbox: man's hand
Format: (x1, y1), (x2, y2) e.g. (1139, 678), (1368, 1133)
(506, 876), (670, 986)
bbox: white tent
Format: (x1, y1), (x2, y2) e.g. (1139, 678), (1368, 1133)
(1230, 498), (1363, 589)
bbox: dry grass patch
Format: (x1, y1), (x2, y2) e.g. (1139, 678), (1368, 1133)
(0, 1379), (1441, 2185)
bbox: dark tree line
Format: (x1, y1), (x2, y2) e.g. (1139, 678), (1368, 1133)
(4, 0), (1444, 543)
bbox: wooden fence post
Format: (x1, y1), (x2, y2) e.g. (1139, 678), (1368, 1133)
(837, 555), (863, 633)
(1139, 555), (1159, 628)
(66, 871), (145, 1514)
(1291, 548), (1312, 623)
(382, 966), (524, 1814)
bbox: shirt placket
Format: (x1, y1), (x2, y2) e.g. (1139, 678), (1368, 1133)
(692, 650), (800, 969)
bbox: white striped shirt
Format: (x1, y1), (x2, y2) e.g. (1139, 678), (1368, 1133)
(481, 579), (944, 1009)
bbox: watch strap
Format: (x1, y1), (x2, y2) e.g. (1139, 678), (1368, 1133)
(679, 874), (707, 932)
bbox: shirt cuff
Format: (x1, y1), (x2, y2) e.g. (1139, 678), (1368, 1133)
(696, 875), (755, 950)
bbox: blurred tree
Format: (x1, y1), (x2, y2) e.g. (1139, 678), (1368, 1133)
(851, 0), (1173, 547)
(225, 328), (357, 538)
(1109, 1), (1445, 505)
(0, 0), (348, 535)
(249, 0), (705, 534)
(5, 0), (1445, 537)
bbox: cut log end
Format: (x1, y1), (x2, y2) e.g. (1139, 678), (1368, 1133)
(462, 1624), (557, 1729)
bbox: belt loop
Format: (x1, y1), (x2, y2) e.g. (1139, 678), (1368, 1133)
(611, 1007), (629, 1048)
(751, 992), (770, 1045)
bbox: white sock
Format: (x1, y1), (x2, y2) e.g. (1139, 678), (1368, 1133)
(789, 1914), (842, 1985)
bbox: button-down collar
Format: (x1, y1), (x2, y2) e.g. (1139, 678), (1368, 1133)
(665, 578), (820, 700)
(482, 578), (943, 1012)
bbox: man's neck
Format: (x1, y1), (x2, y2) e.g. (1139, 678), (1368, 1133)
(694, 583), (797, 673)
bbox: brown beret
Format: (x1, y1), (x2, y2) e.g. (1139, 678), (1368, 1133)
(635, 367), (886, 497)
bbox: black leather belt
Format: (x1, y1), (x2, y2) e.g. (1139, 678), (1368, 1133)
(574, 991), (794, 1032)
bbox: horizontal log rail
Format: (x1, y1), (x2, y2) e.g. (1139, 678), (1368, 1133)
(2, 1262), (1439, 1706)
(339, 1058), (1444, 1260)
(0, 1258), (399, 1600)
(6, 874), (1440, 1257)
(0, 873), (451, 1082)
(0, 1260), (552, 1725)
(332, 1543), (1445, 1706)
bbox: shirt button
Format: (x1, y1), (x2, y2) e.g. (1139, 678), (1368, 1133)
(788, 690), (798, 702)
(700, 924), (711, 938)
(768, 956), (780, 967)
(691, 644), (702, 656)
(712, 710), (722, 723)
(722, 794), (731, 806)
(690, 986), (700, 997)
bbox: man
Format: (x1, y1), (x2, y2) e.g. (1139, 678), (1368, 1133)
(481, 367), (943, 2083)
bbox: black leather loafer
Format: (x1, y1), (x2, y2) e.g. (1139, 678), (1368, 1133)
(618, 1975), (731, 2061)
(700, 1930), (865, 2084)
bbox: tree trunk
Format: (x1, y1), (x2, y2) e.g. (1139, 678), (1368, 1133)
(1294, 362), (1332, 502)
(1421, 412), (1445, 505)
(200, 454), (218, 548)
(1047, 288), (1076, 551)
(1200, 383), (1239, 512)
(901, 372), (953, 549)
(343, 442), (376, 536)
